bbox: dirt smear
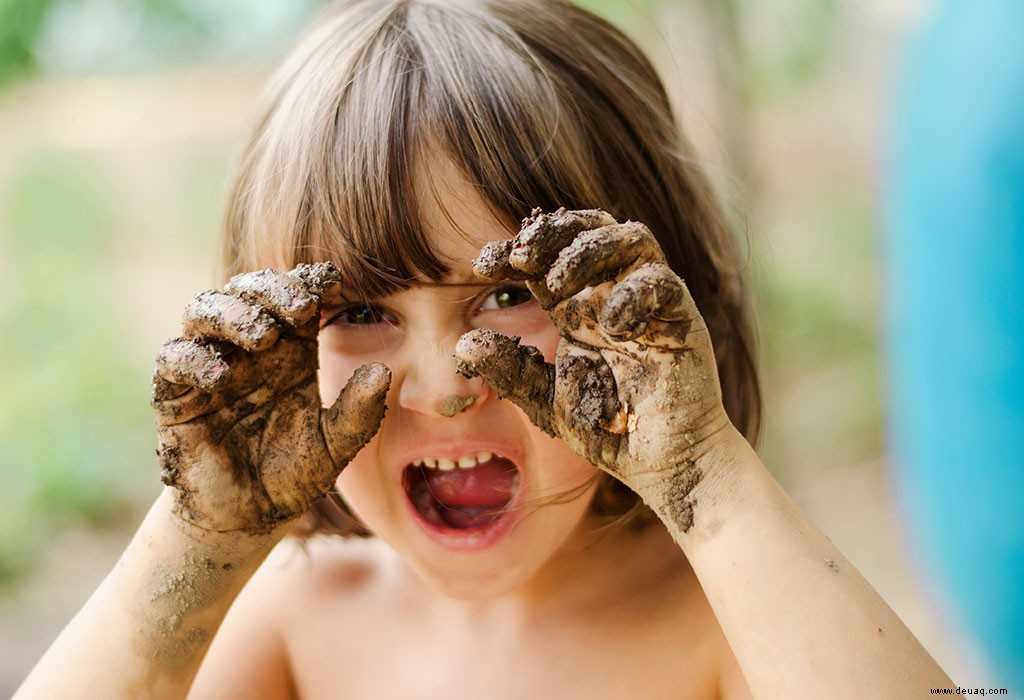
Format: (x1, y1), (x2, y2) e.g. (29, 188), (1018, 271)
(134, 549), (232, 685)
(509, 208), (617, 276)
(287, 261), (344, 298)
(661, 462), (703, 533)
(153, 264), (390, 535)
(557, 351), (619, 430)
(152, 338), (230, 400)
(473, 239), (529, 282)
(435, 394), (477, 417)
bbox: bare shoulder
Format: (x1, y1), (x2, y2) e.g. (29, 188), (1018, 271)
(249, 534), (404, 639)
(190, 535), (398, 699)
(258, 534), (394, 597)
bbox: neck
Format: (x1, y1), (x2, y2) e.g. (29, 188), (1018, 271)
(412, 516), (694, 633)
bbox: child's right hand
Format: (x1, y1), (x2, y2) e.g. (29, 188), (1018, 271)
(150, 263), (391, 534)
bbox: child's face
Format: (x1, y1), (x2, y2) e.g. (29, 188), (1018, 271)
(316, 159), (601, 599)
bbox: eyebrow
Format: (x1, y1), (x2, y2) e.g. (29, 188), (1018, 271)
(330, 280), (498, 304)
(414, 281), (494, 288)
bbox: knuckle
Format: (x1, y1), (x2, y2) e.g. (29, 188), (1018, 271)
(229, 269), (317, 323)
(472, 239), (519, 281)
(182, 290), (231, 326)
(288, 261), (343, 297)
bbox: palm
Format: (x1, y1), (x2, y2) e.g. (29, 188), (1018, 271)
(152, 264), (390, 533)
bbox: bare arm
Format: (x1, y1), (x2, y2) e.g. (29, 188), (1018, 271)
(456, 208), (955, 700)
(15, 264), (390, 699)
(15, 490), (283, 699)
(655, 429), (952, 699)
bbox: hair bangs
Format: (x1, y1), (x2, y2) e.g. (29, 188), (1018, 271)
(287, 7), (448, 298)
(408, 2), (609, 234)
(224, 0), (615, 297)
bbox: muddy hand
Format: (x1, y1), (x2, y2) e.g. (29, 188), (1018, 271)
(152, 263), (391, 533)
(455, 208), (730, 496)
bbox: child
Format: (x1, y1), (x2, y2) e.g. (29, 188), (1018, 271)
(16, 0), (954, 697)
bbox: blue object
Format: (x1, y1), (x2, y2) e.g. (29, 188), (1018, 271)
(885, 0), (1024, 692)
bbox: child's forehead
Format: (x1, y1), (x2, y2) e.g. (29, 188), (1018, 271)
(414, 154), (517, 238)
(408, 178), (518, 278)
(304, 184), (516, 300)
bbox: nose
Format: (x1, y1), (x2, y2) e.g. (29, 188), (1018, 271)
(395, 330), (491, 417)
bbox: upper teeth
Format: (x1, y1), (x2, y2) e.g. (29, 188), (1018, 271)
(413, 452), (494, 471)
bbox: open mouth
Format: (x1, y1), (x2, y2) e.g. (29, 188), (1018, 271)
(402, 452), (521, 531)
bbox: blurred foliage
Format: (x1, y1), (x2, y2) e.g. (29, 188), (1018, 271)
(0, 153), (156, 583)
(0, 0), (200, 86)
(752, 188), (883, 473)
(715, 0), (841, 99)
(0, 0), (840, 96)
(0, 0), (323, 88)
(0, 0), (60, 84)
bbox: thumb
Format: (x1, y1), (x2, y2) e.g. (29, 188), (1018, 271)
(321, 362), (392, 466)
(455, 329), (556, 437)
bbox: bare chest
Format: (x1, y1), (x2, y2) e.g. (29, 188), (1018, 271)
(286, 608), (723, 700)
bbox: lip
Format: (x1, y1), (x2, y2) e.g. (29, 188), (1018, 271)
(394, 440), (528, 552)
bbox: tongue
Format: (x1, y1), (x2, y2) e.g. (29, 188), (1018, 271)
(424, 458), (518, 507)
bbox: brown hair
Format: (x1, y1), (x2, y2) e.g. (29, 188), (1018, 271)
(221, 0), (761, 536)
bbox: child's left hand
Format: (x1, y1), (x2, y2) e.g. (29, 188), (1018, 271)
(455, 208), (734, 528)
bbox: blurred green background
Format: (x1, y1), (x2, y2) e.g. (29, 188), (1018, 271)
(0, 0), (967, 693)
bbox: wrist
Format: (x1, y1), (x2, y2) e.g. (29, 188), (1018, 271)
(154, 487), (289, 556)
(632, 421), (756, 541)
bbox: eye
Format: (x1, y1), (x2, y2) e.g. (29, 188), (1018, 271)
(323, 302), (391, 327)
(479, 285), (535, 311)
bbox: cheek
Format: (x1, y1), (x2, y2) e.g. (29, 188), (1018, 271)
(333, 434), (395, 536)
(523, 408), (600, 504)
(318, 346), (366, 407)
(516, 319), (560, 364)
(477, 302), (560, 364)
(534, 436), (600, 490)
(317, 322), (401, 407)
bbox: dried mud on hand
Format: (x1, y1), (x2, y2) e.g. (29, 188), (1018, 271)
(152, 263), (391, 534)
(457, 209), (733, 535)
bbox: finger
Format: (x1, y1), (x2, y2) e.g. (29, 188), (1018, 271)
(321, 362), (392, 465)
(472, 239), (531, 282)
(545, 221), (665, 301)
(508, 208), (617, 276)
(454, 328), (555, 436)
(152, 337), (231, 397)
(288, 261), (344, 300)
(152, 372), (189, 403)
(225, 269), (318, 326)
(599, 262), (690, 340)
(182, 290), (280, 352)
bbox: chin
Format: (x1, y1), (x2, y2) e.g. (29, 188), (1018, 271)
(402, 491), (602, 601)
(336, 435), (600, 598)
